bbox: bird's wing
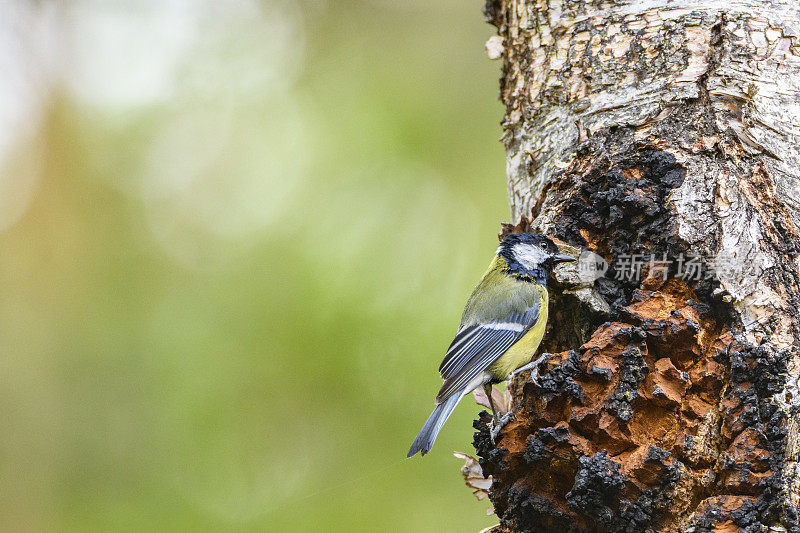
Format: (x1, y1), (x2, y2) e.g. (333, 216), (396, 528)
(435, 302), (541, 403)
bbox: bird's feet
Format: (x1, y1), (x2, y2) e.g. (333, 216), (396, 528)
(490, 411), (515, 443)
(507, 353), (550, 386)
(489, 354), (552, 443)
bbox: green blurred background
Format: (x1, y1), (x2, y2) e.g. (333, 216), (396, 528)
(0, 1), (508, 530)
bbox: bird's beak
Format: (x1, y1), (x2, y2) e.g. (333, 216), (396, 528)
(552, 253), (576, 264)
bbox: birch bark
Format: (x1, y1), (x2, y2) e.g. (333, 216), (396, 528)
(475, 1), (800, 531)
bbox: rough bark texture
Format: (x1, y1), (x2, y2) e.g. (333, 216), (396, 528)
(476, 1), (800, 531)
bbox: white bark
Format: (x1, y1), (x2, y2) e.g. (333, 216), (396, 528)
(500, 0), (800, 399)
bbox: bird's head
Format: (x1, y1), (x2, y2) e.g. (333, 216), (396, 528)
(498, 232), (575, 280)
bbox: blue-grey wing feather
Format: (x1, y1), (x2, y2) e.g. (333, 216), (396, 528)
(435, 303), (541, 403)
(438, 325), (481, 374)
(439, 327), (502, 377)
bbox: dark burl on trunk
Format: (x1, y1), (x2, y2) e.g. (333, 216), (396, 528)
(476, 1), (800, 531)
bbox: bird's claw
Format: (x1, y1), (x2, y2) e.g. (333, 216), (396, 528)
(490, 411), (515, 443)
(507, 353), (551, 386)
(488, 353), (552, 443)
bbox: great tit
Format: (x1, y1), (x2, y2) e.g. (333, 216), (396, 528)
(407, 232), (575, 457)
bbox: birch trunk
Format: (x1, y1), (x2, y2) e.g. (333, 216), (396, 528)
(474, 1), (800, 531)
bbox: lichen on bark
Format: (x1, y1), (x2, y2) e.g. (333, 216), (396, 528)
(476, 0), (800, 531)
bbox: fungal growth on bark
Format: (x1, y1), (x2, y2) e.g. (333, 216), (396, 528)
(472, 0), (800, 531)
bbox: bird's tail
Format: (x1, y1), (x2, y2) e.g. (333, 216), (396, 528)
(407, 393), (462, 458)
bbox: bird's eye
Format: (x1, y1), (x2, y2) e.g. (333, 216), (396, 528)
(540, 242), (548, 249)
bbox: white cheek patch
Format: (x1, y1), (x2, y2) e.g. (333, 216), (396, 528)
(513, 244), (549, 270)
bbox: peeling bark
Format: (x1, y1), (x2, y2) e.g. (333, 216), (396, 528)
(476, 1), (800, 531)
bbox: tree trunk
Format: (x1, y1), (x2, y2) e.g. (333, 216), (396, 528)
(475, 1), (800, 531)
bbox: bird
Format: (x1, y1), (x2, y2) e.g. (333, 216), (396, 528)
(407, 232), (575, 458)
